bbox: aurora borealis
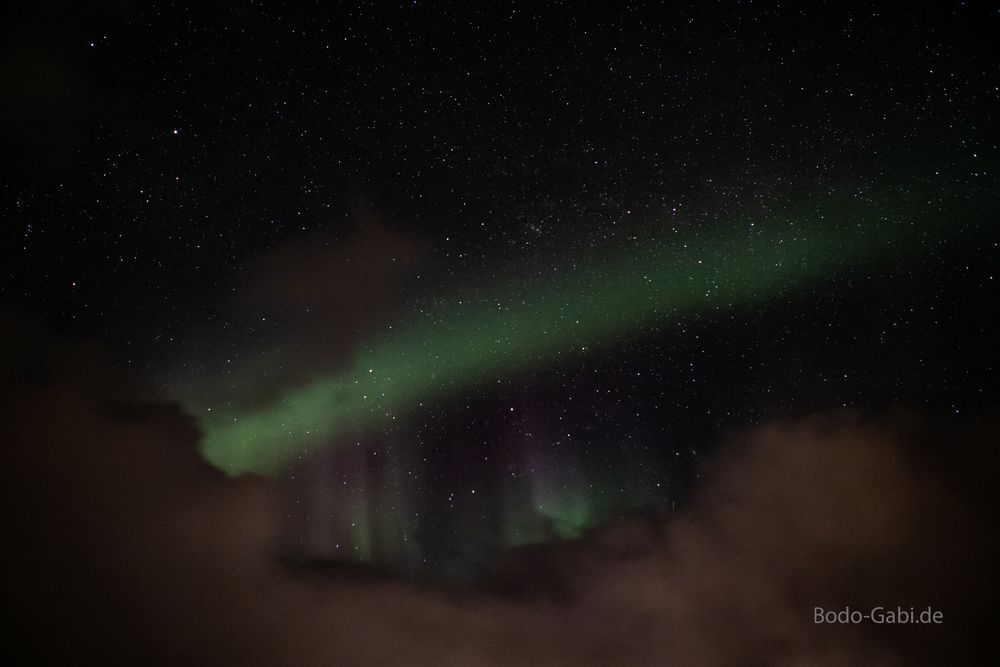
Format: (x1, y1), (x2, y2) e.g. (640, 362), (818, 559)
(4, 2), (998, 662)
(187, 161), (994, 565)
(195, 170), (976, 477)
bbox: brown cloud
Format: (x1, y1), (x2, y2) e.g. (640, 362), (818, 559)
(171, 209), (425, 411)
(3, 313), (996, 664)
(545, 413), (998, 665)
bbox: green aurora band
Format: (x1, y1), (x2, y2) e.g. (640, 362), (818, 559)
(193, 172), (992, 478)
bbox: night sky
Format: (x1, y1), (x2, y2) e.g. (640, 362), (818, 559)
(3, 2), (999, 664)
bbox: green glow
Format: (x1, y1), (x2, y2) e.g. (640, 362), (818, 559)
(192, 174), (986, 477)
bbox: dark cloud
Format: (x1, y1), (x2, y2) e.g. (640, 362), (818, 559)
(3, 314), (996, 664)
(540, 413), (999, 665)
(166, 210), (425, 410)
(239, 210), (423, 319)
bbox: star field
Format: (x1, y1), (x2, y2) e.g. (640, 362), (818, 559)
(2, 1), (997, 577)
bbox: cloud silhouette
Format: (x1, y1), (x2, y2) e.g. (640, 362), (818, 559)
(3, 312), (996, 664)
